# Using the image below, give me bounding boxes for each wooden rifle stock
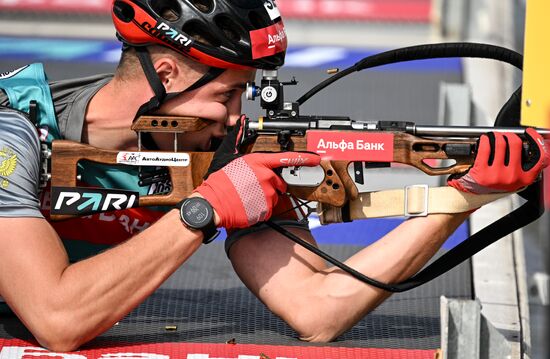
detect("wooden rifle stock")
[50,115,520,220]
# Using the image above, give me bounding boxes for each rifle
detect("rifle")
[48,43,549,291]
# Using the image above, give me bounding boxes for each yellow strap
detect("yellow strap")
[318,186,511,224]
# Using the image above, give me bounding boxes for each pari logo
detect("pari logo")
[51,187,139,216]
[154,21,192,47]
[140,21,193,49]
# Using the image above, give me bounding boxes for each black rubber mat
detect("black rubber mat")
[0,242,472,350]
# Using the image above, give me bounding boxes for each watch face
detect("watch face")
[181,198,212,229]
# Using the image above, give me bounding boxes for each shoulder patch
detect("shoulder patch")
[0,147,18,188]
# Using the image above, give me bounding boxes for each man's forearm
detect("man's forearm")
[62,210,201,343]
[354,212,470,283]
[39,210,201,349]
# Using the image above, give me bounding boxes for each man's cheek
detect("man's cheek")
[194,104,228,124]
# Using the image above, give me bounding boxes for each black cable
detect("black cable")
[265,221,403,291]
[297,42,523,106]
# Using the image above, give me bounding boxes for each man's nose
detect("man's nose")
[226,114,241,127]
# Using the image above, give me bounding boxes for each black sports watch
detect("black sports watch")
[178,197,220,244]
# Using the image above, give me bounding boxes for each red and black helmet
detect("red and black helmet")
[112,0,287,70]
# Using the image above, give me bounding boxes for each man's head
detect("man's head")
[110,0,287,150]
[114,45,253,151]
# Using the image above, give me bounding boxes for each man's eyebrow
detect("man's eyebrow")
[219,82,247,91]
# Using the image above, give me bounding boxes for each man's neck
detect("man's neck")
[83,77,150,151]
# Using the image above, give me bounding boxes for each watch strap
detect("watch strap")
[200,216,220,244]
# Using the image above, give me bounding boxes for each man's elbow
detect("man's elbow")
[30,311,89,352]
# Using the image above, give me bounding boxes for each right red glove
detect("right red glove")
[448,128,548,194]
[195,151,320,229]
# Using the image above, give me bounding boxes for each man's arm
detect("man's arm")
[0,109,206,351]
[0,210,202,351]
[228,211,468,342]
[0,108,317,351]
[229,129,548,342]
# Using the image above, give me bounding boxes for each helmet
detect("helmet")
[112,0,287,70]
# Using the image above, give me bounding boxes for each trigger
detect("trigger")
[353,162,364,184]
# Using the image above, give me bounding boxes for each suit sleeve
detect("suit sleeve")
[0,108,43,218]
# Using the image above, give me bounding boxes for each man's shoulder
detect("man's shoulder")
[49,73,114,141]
[49,73,113,103]
[0,106,38,137]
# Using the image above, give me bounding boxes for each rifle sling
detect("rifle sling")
[267,182,543,292]
[318,186,512,223]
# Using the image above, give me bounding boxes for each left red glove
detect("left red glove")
[195,151,321,229]
[448,128,548,194]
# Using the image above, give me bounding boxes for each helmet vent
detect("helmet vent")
[189,0,214,13]
[113,1,135,23]
[215,16,242,43]
[150,0,182,21]
[182,21,220,47]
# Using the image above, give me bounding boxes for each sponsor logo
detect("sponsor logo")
[250,22,287,59]
[0,147,17,188]
[263,0,281,20]
[261,86,278,103]
[0,65,28,80]
[280,156,309,166]
[156,22,193,47]
[117,151,190,167]
[139,21,193,49]
[51,187,139,216]
[267,29,286,48]
[0,346,296,359]
[306,131,394,162]
[0,341,429,359]
[148,179,172,195]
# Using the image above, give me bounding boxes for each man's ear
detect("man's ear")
[154,57,180,92]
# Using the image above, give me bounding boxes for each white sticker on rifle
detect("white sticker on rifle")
[117,152,190,167]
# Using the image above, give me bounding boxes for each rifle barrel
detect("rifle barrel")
[250,120,550,138]
[412,125,550,137]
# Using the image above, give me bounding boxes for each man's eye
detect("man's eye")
[220,90,238,102]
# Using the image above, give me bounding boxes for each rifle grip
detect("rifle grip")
[287,160,348,207]
[331,160,359,200]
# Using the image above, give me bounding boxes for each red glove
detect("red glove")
[195,152,321,229]
[448,128,548,194]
